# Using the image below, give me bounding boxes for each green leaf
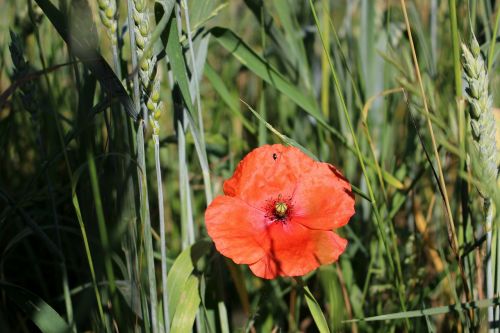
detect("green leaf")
[0,282,71,333]
[167,240,211,322]
[343,297,500,323]
[170,275,201,333]
[303,286,331,333]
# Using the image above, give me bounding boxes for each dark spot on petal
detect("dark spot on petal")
[272,153,277,160]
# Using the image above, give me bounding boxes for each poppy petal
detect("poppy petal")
[223,145,315,205]
[248,222,347,279]
[205,195,269,265]
[292,163,355,230]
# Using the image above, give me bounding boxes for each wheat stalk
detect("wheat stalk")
[131,1,169,331]
[462,35,499,331]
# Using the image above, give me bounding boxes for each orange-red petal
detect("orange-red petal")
[291,163,355,230]
[205,195,269,265]
[248,222,347,279]
[223,145,315,206]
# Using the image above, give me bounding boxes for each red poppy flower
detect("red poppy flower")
[205,144,355,279]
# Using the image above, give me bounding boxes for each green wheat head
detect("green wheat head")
[97,0,118,45]
[462,36,499,197]
[132,0,162,134]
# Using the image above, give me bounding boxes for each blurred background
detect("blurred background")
[1,0,500,332]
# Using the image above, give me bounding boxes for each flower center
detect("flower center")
[265,194,293,223]
[274,201,288,217]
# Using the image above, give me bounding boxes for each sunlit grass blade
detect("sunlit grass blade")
[167,240,211,323]
[302,285,331,333]
[170,275,201,333]
[344,297,500,323]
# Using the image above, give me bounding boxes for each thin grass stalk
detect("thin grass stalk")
[161,10,197,250]
[177,119,195,248]
[320,0,330,119]
[154,134,170,332]
[360,88,406,202]
[176,3,213,205]
[493,219,500,333]
[400,0,471,302]
[449,0,462,97]
[182,0,206,150]
[137,123,159,333]
[71,195,105,324]
[487,4,500,72]
[87,151,117,296]
[308,2,409,328]
[258,7,267,146]
[480,0,492,41]
[430,0,437,68]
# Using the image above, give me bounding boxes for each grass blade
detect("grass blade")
[0,282,72,333]
[344,297,500,323]
[303,285,331,333]
[209,27,320,119]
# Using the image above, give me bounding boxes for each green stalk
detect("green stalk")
[487,5,500,73]
[87,151,117,297]
[449,0,462,97]
[320,0,330,119]
[259,6,267,146]
[182,0,206,150]
[154,134,170,332]
[178,2,213,205]
[137,123,158,333]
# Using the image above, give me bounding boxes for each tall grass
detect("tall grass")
[1,0,500,332]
